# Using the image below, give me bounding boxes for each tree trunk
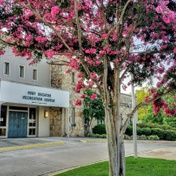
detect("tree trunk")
[105,107,126,176]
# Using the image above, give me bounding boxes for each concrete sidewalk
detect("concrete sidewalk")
[0,137,176,161]
[138,147,176,160]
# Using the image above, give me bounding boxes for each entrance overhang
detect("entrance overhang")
[0,80,69,108]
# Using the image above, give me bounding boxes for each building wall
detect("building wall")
[38,107,50,137]
[0,47,51,87]
[50,56,84,137]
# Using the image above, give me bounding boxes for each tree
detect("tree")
[136,87,149,120]
[0,1,176,176]
[83,89,105,135]
[142,91,176,126]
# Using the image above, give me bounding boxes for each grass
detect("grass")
[55,157,176,176]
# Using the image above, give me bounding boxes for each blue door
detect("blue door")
[8,112,28,138]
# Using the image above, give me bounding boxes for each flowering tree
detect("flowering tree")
[0,0,176,175]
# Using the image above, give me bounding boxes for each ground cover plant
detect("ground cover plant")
[55,157,176,176]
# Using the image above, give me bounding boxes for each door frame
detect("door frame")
[8,111,28,138]
[3,104,38,138]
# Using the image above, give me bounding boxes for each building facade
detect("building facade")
[0,48,132,138]
[0,48,69,138]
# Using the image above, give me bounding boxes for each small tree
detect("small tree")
[0,1,175,176]
[83,89,105,135]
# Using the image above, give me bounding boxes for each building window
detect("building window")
[19,65,25,78]
[71,107,76,126]
[72,72,75,84]
[28,108,36,136]
[33,69,37,80]
[4,62,10,75]
[0,106,7,127]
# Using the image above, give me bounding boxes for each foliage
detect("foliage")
[55,158,176,176]
[136,87,149,120]
[147,135,160,140]
[137,123,176,131]
[142,91,176,127]
[83,89,105,123]
[125,125,176,141]
[87,133,106,138]
[92,124,106,135]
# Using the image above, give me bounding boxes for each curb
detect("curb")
[80,139,107,143]
[0,141,64,153]
[80,139,176,144]
[48,159,108,176]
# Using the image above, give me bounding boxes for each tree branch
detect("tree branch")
[120,89,174,135]
[107,0,131,36]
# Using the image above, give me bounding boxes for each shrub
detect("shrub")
[92,124,106,134]
[125,126,133,136]
[151,128,166,140]
[138,123,176,131]
[87,133,106,138]
[141,128,152,136]
[148,135,160,140]
[140,135,148,140]
[164,130,176,141]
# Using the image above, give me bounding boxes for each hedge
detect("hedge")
[92,124,176,141]
[92,124,106,134]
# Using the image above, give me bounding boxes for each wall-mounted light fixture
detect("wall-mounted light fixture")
[44,110,49,118]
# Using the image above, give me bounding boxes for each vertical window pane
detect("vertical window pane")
[72,72,75,84]
[0,106,7,127]
[20,65,24,78]
[33,69,37,80]
[0,129,6,136]
[29,108,36,127]
[4,62,9,75]
[71,107,75,125]
[29,128,36,135]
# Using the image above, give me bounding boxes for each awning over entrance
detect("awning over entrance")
[0,80,69,107]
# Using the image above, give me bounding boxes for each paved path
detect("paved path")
[0,137,175,176]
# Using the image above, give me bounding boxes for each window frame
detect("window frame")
[19,65,25,78]
[33,68,38,81]
[3,62,10,75]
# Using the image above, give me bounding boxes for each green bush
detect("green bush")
[164,130,176,141]
[151,128,166,140]
[125,126,133,136]
[141,128,152,136]
[148,135,160,140]
[87,133,106,138]
[92,124,106,134]
[140,135,148,140]
[138,123,176,131]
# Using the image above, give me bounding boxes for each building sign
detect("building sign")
[0,80,69,107]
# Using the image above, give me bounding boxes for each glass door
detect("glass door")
[0,106,7,137]
[28,108,37,136]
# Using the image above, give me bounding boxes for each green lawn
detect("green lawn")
[55,157,176,176]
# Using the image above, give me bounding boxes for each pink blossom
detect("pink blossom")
[45,49,57,58]
[80,94,86,99]
[90,72,97,80]
[77,73,84,78]
[156,6,162,13]
[75,99,82,106]
[51,6,59,17]
[0,50,5,55]
[90,94,97,100]
[173,48,176,53]
[102,33,108,39]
